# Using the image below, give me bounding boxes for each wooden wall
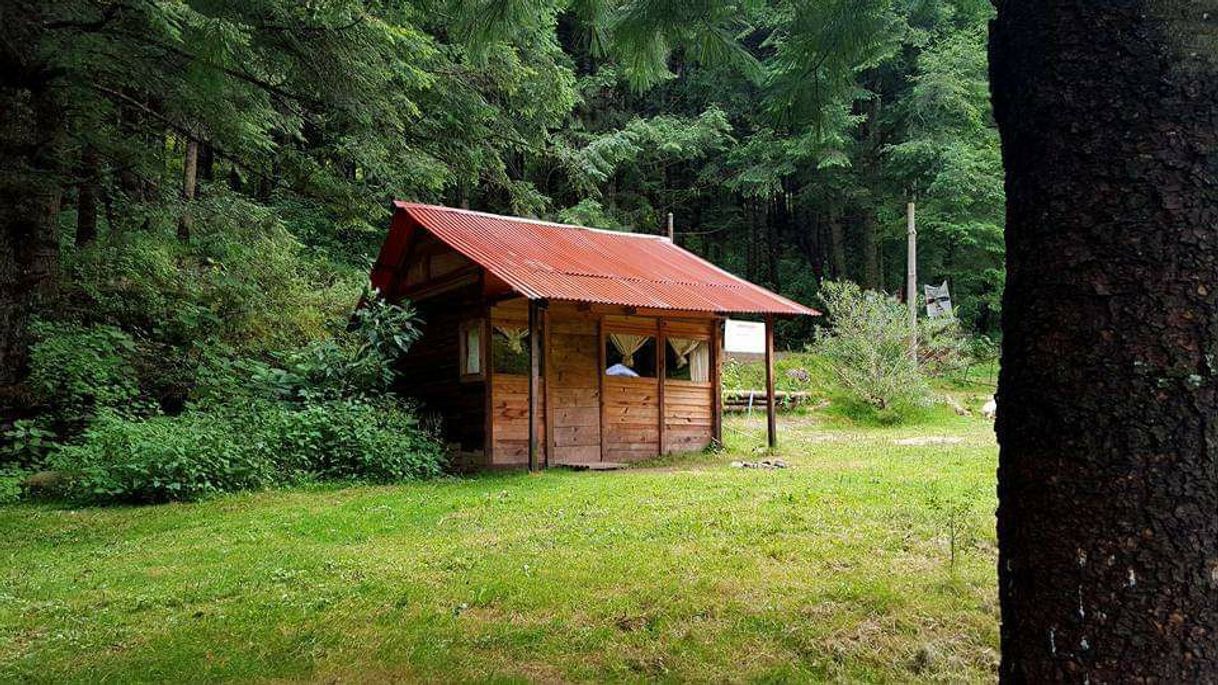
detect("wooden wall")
[387,227,723,469]
[399,289,720,468]
[489,300,540,465]
[547,314,602,463]
[393,261,486,468]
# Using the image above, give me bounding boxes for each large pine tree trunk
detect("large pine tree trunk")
[0,84,63,409]
[178,138,198,241]
[991,2,1218,680]
[76,145,99,246]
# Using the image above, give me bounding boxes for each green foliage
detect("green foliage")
[1,420,58,469]
[918,315,970,379]
[195,294,422,405]
[814,280,930,421]
[60,204,359,356]
[49,399,445,504]
[28,321,149,424]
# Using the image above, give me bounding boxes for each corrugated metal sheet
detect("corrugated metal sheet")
[376,202,820,316]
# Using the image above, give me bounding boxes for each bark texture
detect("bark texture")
[178,138,198,240]
[76,145,99,246]
[991,1,1218,680]
[0,85,63,409]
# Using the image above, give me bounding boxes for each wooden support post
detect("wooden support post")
[543,306,554,468]
[907,199,918,361]
[483,306,494,467]
[764,314,777,450]
[657,319,666,456]
[528,300,542,472]
[710,318,723,447]
[597,315,606,463]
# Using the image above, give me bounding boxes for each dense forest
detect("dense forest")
[0,0,1000,495]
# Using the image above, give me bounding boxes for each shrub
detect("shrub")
[814,280,931,420]
[192,294,422,407]
[49,399,445,504]
[27,321,153,424]
[1,419,58,468]
[918,315,970,379]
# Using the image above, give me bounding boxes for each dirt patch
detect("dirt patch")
[892,436,965,446]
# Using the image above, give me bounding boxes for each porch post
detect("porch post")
[528,299,543,471]
[764,314,777,450]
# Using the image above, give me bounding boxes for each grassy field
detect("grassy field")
[0,396,999,683]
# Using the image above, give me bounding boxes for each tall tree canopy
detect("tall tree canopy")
[0,0,1003,409]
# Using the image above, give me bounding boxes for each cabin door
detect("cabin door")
[547,316,602,463]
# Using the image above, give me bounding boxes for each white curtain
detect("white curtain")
[465,325,481,374]
[494,325,529,354]
[609,333,648,369]
[669,338,709,382]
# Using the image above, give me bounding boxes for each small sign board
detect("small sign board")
[724,319,766,354]
[924,281,954,319]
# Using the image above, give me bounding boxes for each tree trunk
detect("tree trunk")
[0,84,64,407]
[75,145,99,246]
[177,137,198,241]
[198,142,215,182]
[860,213,880,289]
[991,2,1218,680]
[829,211,846,279]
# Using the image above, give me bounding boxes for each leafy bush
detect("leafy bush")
[49,399,445,504]
[814,280,931,422]
[917,315,970,379]
[192,294,422,406]
[1,419,58,468]
[27,321,153,424]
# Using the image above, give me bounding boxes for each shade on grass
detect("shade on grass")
[0,412,998,682]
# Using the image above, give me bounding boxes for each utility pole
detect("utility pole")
[666,212,674,241]
[906,199,917,361]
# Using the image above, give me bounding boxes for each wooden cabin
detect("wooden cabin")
[370,202,818,469]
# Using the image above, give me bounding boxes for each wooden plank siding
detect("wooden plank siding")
[401,288,723,467]
[394,282,487,467]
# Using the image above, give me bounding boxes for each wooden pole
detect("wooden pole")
[542,306,553,468]
[764,314,777,450]
[657,318,666,456]
[906,199,918,361]
[528,300,541,472]
[710,318,723,447]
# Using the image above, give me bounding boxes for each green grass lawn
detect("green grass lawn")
[0,408,999,683]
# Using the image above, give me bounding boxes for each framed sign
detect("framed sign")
[724,319,766,354]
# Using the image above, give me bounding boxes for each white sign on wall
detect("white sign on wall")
[724,319,766,354]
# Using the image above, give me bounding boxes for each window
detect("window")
[605,333,657,377]
[459,319,483,379]
[665,338,710,383]
[492,324,531,375]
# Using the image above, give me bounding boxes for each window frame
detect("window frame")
[458,318,486,381]
[604,330,659,378]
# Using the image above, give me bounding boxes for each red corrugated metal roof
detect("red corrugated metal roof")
[374,202,820,316]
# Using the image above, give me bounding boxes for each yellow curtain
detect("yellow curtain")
[609,333,648,369]
[668,338,709,382]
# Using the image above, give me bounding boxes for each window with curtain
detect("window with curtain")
[665,338,710,382]
[492,325,530,375]
[458,320,483,378]
[605,333,657,377]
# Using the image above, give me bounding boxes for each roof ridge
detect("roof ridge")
[396,201,671,241]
